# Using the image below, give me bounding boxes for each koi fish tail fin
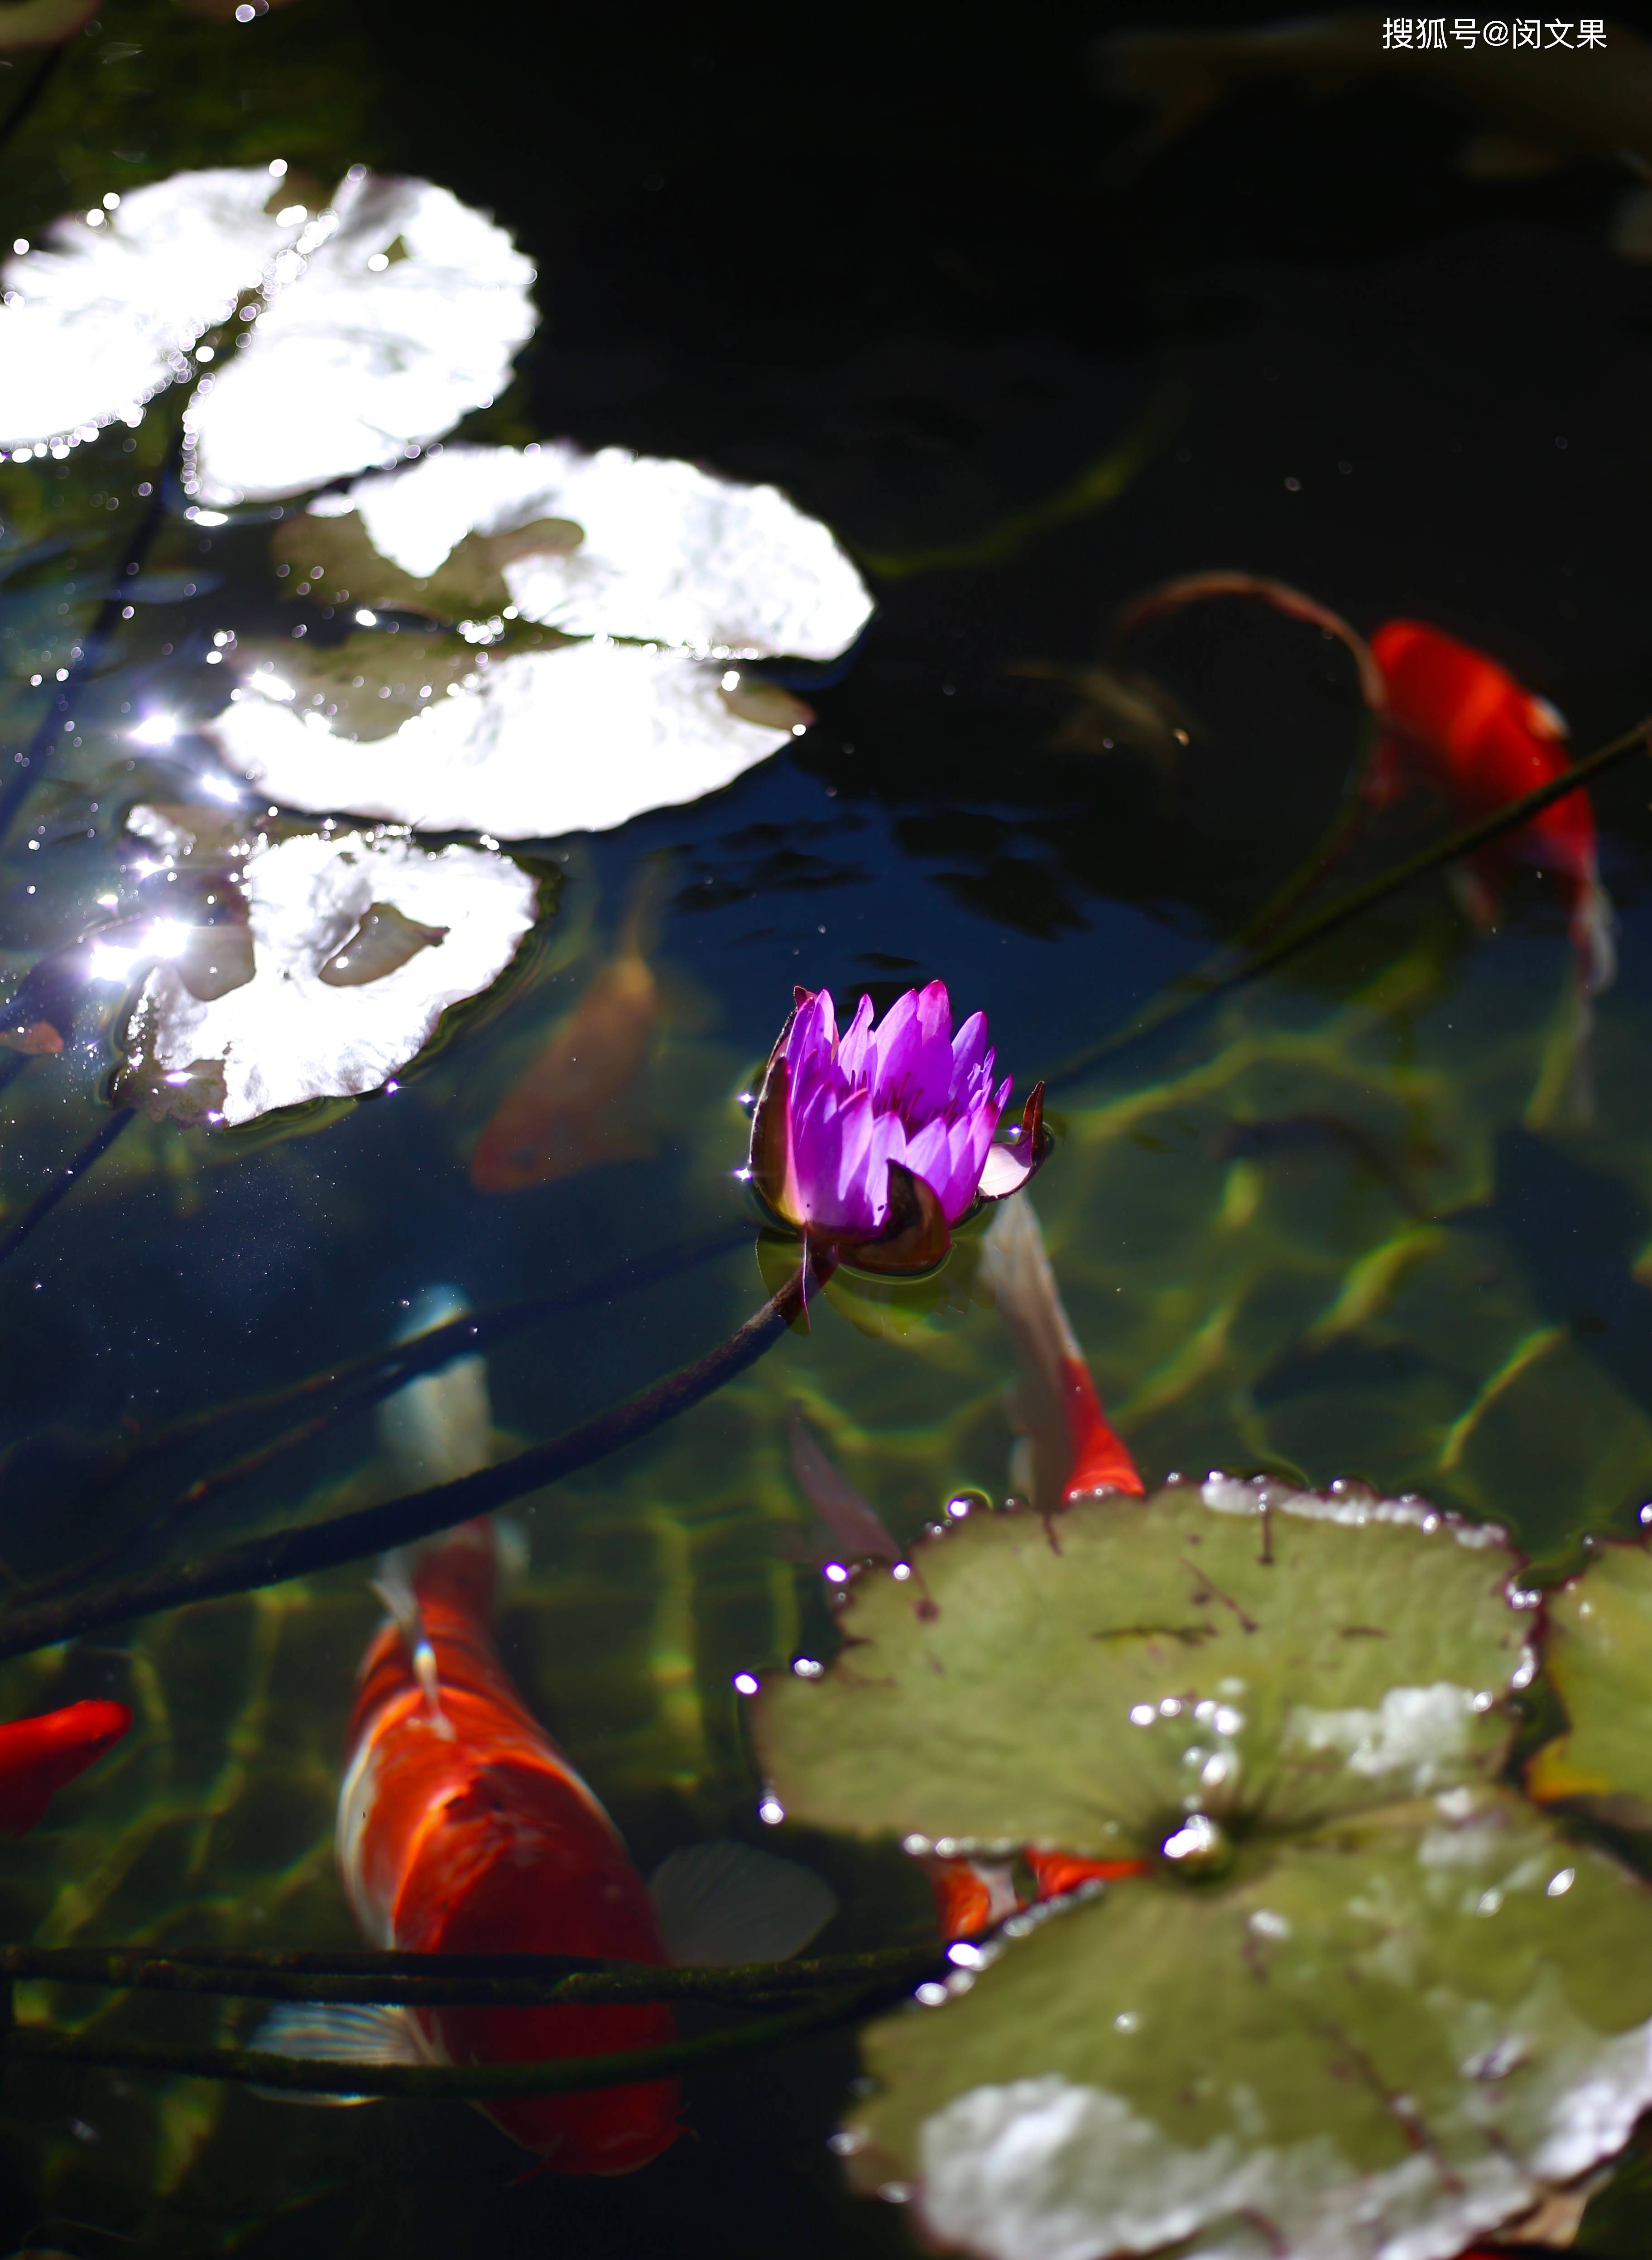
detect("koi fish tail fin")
[1572,872,1617,1000]
[617,848,679,963]
[379,1286,493,1488]
[980,1195,1143,1505]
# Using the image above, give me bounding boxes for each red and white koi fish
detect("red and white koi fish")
[0,1699,131,1834]
[1369,620,1615,1001]
[255,1518,835,2175]
[978,1193,1143,1511]
[926,1845,1150,1943]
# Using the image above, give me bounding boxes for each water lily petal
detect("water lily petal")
[836,991,876,1081]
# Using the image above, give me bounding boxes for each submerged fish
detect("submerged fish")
[927,1845,1150,1943]
[469,882,665,1195]
[1369,620,1614,1001]
[978,1193,1143,1510]
[1096,14,1652,254]
[0,1699,131,1834]
[255,1518,834,2173]
[784,1408,904,1567]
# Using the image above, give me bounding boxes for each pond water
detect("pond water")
[2,4,1652,2256]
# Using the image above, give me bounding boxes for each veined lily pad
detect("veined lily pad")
[0,167,535,497]
[206,639,805,839]
[294,440,874,658]
[754,1482,1652,2260]
[1527,1538,1652,1826]
[114,819,539,1126]
[756,1481,1530,1853]
[845,1790,1652,2260]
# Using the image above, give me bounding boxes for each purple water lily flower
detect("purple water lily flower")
[748,981,1048,1274]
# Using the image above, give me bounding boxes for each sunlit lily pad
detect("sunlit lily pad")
[290,440,874,657]
[0,167,534,497]
[757,1480,1531,1854]
[753,1481,1652,2259]
[844,1789,1652,2260]
[206,639,805,839]
[1527,1538,1652,1827]
[114,818,540,1125]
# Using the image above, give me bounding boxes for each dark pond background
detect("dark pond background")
[0,3,1651,2253]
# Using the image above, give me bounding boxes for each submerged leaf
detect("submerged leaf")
[757,1480,1530,1856]
[115,822,538,1126]
[1527,1539,1652,1826]
[848,1790,1652,2260]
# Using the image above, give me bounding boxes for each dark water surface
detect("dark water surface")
[2,4,1652,2253]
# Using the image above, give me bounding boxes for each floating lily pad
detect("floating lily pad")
[756,1481,1531,1855]
[845,1789,1652,2260]
[294,440,874,658]
[114,820,540,1126]
[756,1485,1652,2259]
[0,167,535,497]
[1526,1539,1652,1827]
[206,639,803,839]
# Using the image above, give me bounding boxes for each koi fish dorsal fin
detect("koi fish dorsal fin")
[248,2002,425,2106]
[648,1842,837,1966]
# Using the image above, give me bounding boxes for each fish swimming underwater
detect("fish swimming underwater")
[1369,619,1615,1002]
[977,1193,1143,1511]
[1096,14,1652,257]
[469,866,673,1195]
[0,1699,131,1834]
[255,1518,835,2173]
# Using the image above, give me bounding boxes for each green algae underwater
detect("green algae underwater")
[5,0,1652,2255]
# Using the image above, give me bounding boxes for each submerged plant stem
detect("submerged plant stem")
[1045,714,1652,1092]
[0,1984,880,2098]
[0,1108,132,1273]
[0,1941,940,2008]
[0,480,171,841]
[12,1222,752,1608]
[0,1251,827,1660]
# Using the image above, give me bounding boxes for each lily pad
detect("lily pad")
[113,818,540,1125]
[844,1789,1652,2260]
[753,1481,1652,2259]
[293,440,874,658]
[756,1481,1531,1855]
[0,167,535,498]
[205,639,804,839]
[1526,1539,1652,1827]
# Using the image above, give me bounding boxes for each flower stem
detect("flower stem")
[1045,713,1652,1092]
[0,1108,132,1274]
[0,480,171,843]
[0,1251,828,1661]
[0,1986,881,2100]
[0,1941,939,2009]
[8,1222,751,1609]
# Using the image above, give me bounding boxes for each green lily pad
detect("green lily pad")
[842,1788,1652,2260]
[756,1481,1533,1856]
[1527,1538,1652,1827]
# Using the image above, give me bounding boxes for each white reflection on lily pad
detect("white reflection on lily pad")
[0,166,535,498]
[206,638,807,839]
[119,821,538,1125]
[312,441,874,659]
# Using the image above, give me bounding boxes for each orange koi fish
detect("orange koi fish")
[255,1518,834,2174]
[1369,620,1615,1000]
[469,865,674,1195]
[0,1699,131,1834]
[977,1193,1143,1509]
[927,1845,1150,1943]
